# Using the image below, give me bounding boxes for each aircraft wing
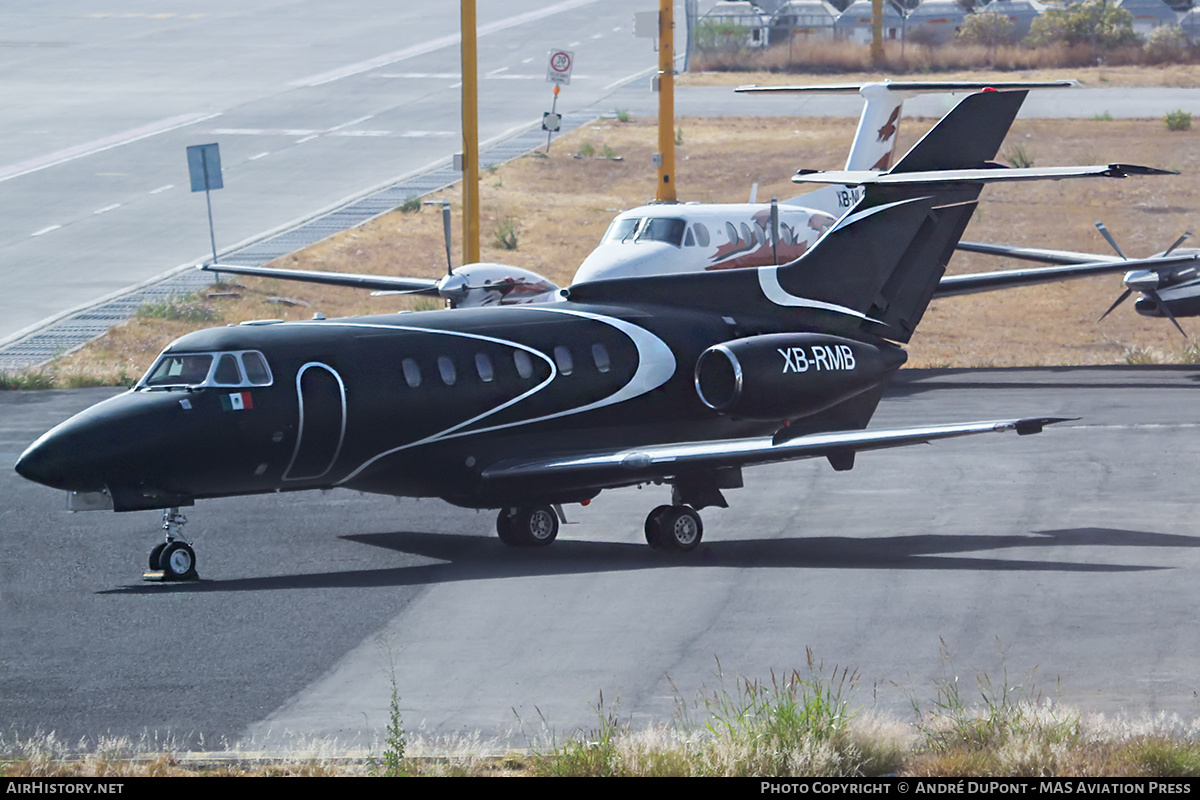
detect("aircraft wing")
[200,263,440,294]
[481,417,1070,484]
[937,253,1200,296]
[955,241,1122,265]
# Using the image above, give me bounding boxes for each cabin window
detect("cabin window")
[144,354,213,387]
[693,223,710,248]
[740,222,755,247]
[241,351,272,385]
[591,343,611,374]
[603,218,639,244]
[780,224,795,246]
[213,354,243,385]
[438,356,457,386]
[401,358,421,388]
[475,353,494,382]
[636,217,686,247]
[513,350,534,379]
[725,221,740,245]
[553,346,574,376]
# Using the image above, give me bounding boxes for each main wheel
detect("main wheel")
[644,505,672,549]
[510,505,559,547]
[496,508,520,546]
[659,506,702,553]
[148,542,167,570]
[159,542,198,581]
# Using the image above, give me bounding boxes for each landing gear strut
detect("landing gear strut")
[496,504,559,547]
[146,507,198,581]
[644,504,703,553]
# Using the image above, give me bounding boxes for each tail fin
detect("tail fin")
[567,90,1020,341]
[889,89,1025,174]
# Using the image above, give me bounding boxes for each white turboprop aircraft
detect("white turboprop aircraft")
[207,81,1083,302]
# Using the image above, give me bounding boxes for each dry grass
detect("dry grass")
[38,106,1200,383]
[685,39,1200,86]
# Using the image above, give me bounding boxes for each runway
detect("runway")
[4,367,1199,750]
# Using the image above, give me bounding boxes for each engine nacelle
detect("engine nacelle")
[694,333,907,420]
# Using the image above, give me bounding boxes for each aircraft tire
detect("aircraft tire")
[511,505,558,547]
[496,508,521,546]
[148,542,167,570]
[644,505,672,549]
[660,506,702,553]
[159,542,198,581]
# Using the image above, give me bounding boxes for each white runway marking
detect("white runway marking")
[93,203,121,215]
[31,225,60,237]
[0,112,220,184]
[290,0,604,87]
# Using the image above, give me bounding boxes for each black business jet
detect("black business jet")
[14,89,1164,580]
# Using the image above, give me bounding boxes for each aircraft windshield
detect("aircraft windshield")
[140,350,274,389]
[602,217,687,247]
[636,217,686,246]
[143,355,213,387]
[603,218,639,244]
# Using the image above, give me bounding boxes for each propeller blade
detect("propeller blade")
[1097,288,1132,323]
[1163,231,1193,257]
[1146,289,1189,338]
[1094,220,1127,260]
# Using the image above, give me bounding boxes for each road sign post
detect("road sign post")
[544,49,573,153]
[186,142,223,281]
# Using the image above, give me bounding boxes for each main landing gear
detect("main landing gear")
[145,507,199,582]
[644,504,703,553]
[493,502,704,552]
[496,505,559,547]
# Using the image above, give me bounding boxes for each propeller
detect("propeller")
[1094,221,1192,338]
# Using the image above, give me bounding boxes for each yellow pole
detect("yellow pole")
[656,0,676,203]
[871,0,884,67]
[461,0,481,264]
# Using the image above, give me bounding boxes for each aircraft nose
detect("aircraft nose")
[15,424,103,492]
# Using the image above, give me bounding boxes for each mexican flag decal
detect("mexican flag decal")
[221,391,253,411]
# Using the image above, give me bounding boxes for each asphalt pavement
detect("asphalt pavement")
[4,367,1200,750]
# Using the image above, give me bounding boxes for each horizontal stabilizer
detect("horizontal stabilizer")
[481,417,1074,483]
[795,164,1176,187]
[735,80,1080,95]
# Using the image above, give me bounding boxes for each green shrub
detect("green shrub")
[1165,109,1192,132]
[957,12,1018,46]
[1026,2,1139,49]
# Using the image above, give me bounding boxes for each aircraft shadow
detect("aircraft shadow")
[98,526,1183,594]
[884,365,1200,400]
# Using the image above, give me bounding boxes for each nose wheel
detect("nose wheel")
[145,507,199,581]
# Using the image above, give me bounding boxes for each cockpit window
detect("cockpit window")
[636,217,686,247]
[140,350,273,389]
[603,218,639,244]
[213,354,243,385]
[242,352,271,385]
[144,355,213,387]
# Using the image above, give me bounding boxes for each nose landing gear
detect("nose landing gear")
[144,507,199,582]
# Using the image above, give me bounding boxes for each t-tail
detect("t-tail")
[736,79,1079,216]
[569,87,1168,345]
[568,89,1026,343]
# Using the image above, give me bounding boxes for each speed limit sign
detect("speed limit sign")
[546,48,574,85]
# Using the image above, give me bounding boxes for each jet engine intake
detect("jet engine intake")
[694,333,907,420]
